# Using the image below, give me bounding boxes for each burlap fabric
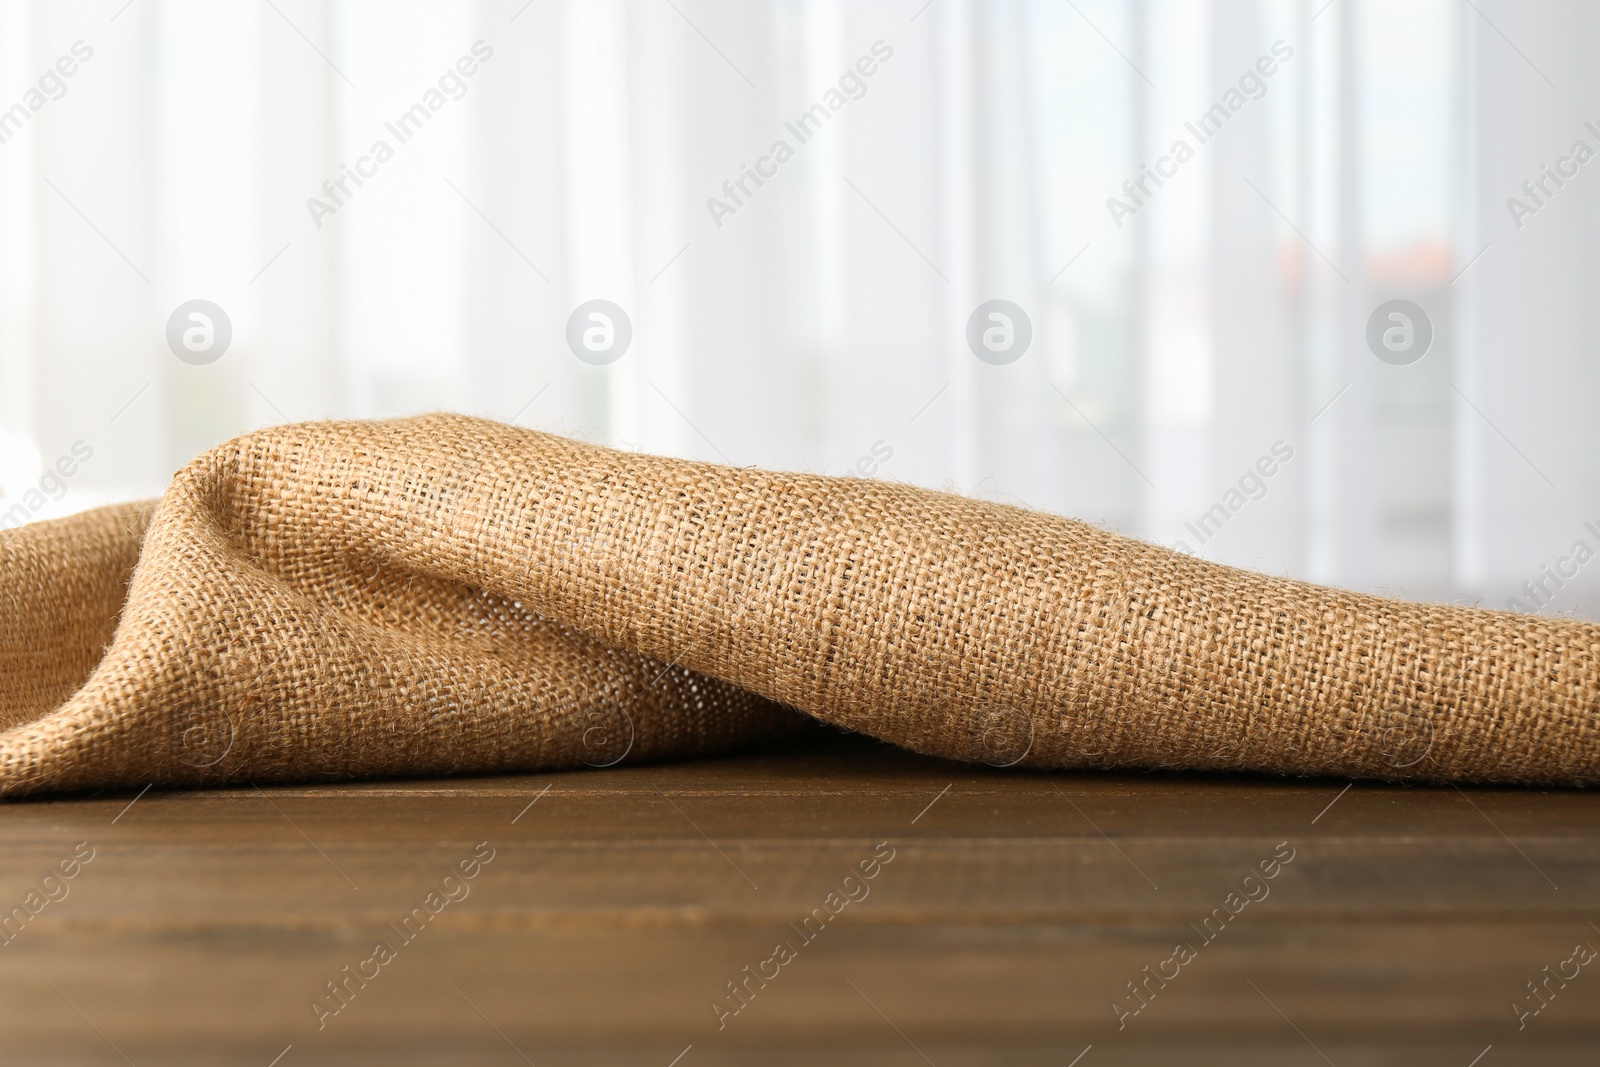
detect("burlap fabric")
[2,413,1596,795]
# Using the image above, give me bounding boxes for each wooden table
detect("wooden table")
[0,731,1596,1064]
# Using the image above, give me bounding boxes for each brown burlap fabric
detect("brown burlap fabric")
[2,413,1596,795]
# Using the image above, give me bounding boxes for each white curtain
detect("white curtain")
[1,0,1596,616]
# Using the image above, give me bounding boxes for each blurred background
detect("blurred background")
[0,0,1595,615]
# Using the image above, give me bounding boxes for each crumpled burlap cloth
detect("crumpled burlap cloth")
[1,413,1595,795]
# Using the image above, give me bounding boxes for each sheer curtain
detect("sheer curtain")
[1,0,1596,616]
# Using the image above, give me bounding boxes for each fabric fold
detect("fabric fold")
[2,413,1596,795]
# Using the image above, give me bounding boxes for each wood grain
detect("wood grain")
[1,732,1597,1063]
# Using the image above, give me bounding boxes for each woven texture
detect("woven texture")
[2,413,1596,795]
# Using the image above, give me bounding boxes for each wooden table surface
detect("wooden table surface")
[1,730,1597,1064]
